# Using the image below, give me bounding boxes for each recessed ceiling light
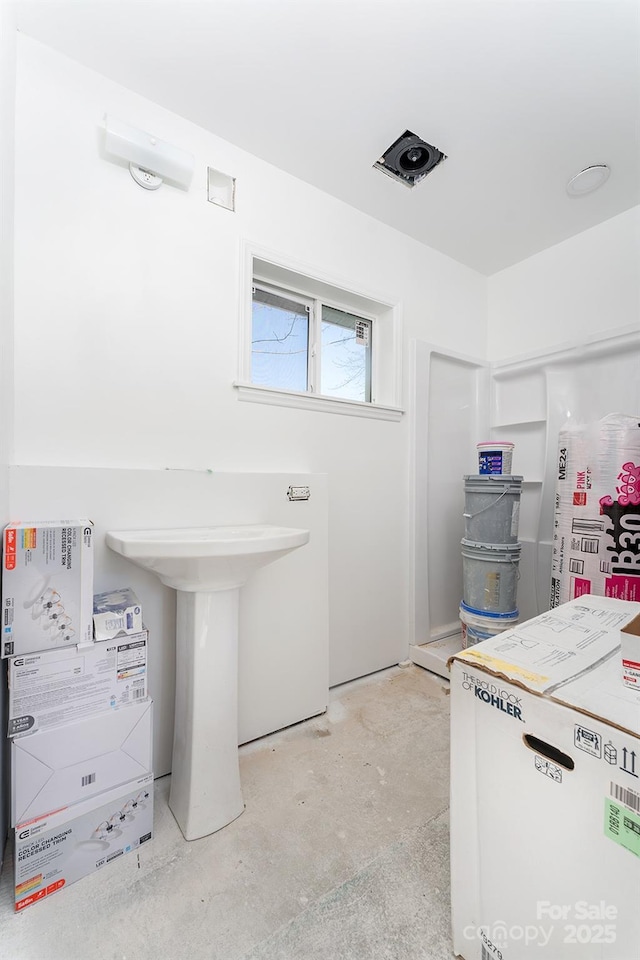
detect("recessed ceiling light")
[374,130,446,188]
[566,164,610,198]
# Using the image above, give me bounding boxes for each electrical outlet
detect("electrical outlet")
[287,485,310,501]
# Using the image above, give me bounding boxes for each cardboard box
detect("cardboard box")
[93,587,143,640]
[12,698,153,825]
[450,596,640,960]
[621,613,640,690]
[14,772,153,911]
[8,632,149,737]
[2,520,94,657]
[549,415,640,608]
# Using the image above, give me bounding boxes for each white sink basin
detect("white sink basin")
[106,523,310,841]
[105,524,310,591]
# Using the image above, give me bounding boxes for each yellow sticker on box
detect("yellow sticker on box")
[460,648,549,686]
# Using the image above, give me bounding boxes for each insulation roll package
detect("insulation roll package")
[550,413,640,607]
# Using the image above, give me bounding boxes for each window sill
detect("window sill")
[233,382,404,421]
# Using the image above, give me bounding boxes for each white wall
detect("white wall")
[487,207,640,635]
[488,206,640,360]
[13,35,487,688]
[411,203,640,662]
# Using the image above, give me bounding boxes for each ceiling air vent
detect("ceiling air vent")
[374,130,446,188]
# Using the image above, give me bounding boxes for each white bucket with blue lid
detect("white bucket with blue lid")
[459,601,519,648]
[477,441,514,475]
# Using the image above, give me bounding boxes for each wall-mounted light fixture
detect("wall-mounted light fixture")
[104,115,195,191]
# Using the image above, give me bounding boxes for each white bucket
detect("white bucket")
[461,538,521,613]
[477,441,514,475]
[463,475,523,544]
[459,602,519,648]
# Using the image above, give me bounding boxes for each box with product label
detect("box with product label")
[12,697,153,825]
[450,596,640,960]
[14,772,153,911]
[2,520,94,658]
[621,614,640,690]
[93,587,144,640]
[549,414,640,609]
[8,631,149,737]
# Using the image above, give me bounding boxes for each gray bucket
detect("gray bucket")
[463,475,523,545]
[461,538,521,613]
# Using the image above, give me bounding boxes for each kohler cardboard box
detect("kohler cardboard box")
[8,631,149,737]
[2,520,94,657]
[12,698,153,825]
[450,596,640,960]
[14,772,153,911]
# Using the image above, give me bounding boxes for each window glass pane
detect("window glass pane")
[252,287,309,392]
[321,306,371,402]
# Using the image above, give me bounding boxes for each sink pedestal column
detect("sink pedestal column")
[169,588,245,840]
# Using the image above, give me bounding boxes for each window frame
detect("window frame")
[235,244,404,422]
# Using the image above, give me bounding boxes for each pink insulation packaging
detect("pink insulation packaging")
[550,413,640,607]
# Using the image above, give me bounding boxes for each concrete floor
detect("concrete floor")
[0,664,453,960]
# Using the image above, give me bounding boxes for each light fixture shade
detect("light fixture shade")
[566,164,610,197]
[104,115,195,189]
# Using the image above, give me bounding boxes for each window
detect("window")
[252,285,311,393]
[320,305,371,403]
[236,247,403,421]
[251,284,373,403]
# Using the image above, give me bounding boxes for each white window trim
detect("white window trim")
[236,241,404,421]
[233,381,403,420]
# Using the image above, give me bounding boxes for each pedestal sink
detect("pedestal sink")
[105,524,310,840]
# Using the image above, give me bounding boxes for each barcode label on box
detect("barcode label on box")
[81,772,96,788]
[581,538,599,554]
[569,558,584,574]
[611,781,640,813]
[133,688,145,700]
[481,936,505,959]
[572,518,605,533]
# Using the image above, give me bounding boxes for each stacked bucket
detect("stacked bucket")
[460,442,522,647]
